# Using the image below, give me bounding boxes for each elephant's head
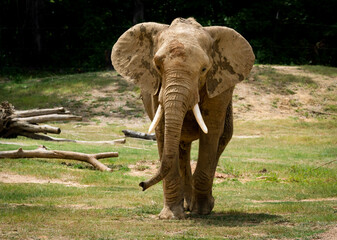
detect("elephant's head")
[111,18,254,190]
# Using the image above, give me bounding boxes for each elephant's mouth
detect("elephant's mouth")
[148,103,208,134]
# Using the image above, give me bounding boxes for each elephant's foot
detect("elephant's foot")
[191,193,214,215]
[159,204,185,219]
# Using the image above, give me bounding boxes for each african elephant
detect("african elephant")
[111,17,254,219]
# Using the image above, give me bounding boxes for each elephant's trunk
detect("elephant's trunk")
[139,76,192,191]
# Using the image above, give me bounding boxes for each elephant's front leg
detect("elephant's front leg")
[191,92,231,215]
[191,132,221,214]
[155,120,185,219]
[160,142,192,219]
[160,157,185,219]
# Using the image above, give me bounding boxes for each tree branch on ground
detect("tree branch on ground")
[309,110,337,116]
[0,101,81,140]
[0,145,118,171]
[122,130,156,141]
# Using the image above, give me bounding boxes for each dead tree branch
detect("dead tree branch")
[11,121,61,134]
[0,146,118,171]
[11,114,82,124]
[314,159,337,170]
[122,130,156,141]
[12,107,67,118]
[0,102,82,140]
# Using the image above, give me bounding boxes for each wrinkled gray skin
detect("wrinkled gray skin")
[111,18,254,219]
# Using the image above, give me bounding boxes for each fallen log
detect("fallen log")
[12,107,67,118]
[73,139,126,144]
[0,146,118,171]
[11,121,61,134]
[0,101,82,140]
[11,114,82,124]
[122,130,156,141]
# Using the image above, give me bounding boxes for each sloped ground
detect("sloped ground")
[81,65,336,125]
[234,65,336,120]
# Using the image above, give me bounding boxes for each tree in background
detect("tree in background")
[0,0,336,72]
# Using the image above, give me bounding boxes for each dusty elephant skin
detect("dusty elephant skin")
[111,17,254,219]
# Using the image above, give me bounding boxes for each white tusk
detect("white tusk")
[193,104,208,134]
[148,105,163,134]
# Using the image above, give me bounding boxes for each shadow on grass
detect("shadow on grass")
[188,210,284,227]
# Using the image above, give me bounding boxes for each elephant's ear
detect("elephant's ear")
[204,26,255,98]
[111,23,168,94]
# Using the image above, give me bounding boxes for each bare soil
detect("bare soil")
[233,65,337,120]
[0,172,90,188]
[315,225,337,240]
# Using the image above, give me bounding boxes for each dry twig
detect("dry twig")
[314,159,337,170]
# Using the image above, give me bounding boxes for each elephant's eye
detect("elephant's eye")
[156,65,161,71]
[201,67,207,72]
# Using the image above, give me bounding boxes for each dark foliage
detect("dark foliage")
[0,0,336,73]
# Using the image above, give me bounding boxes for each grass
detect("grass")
[1,118,336,239]
[1,72,109,109]
[302,65,337,77]
[251,66,318,95]
[1,66,337,239]
[0,71,144,119]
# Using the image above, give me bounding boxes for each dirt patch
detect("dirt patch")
[233,65,337,120]
[128,160,159,177]
[0,172,90,188]
[73,73,146,124]
[315,225,337,240]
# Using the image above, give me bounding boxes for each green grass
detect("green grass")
[1,67,337,239]
[251,66,318,95]
[1,72,109,109]
[1,118,336,239]
[0,71,144,119]
[301,65,337,77]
